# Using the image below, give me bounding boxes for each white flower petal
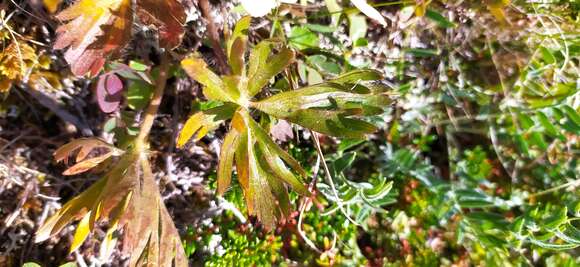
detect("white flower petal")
[241,0,279,17]
[350,0,387,26]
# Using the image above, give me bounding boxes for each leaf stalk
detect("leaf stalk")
[135,52,170,151]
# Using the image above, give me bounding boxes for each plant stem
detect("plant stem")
[527,179,580,199]
[199,0,230,74]
[135,52,170,151]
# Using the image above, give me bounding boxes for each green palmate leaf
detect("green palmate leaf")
[247,116,309,195]
[247,43,295,97]
[178,18,386,229]
[215,109,311,229]
[252,73,390,138]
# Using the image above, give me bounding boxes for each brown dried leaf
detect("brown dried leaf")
[54,138,123,175]
[136,0,186,49]
[63,152,115,175]
[36,151,186,266]
[120,158,187,266]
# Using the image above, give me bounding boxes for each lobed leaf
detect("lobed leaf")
[252,78,390,138]
[54,0,132,76]
[54,0,185,76]
[217,129,241,195]
[215,109,312,229]
[181,56,237,102]
[227,16,251,75]
[177,103,237,148]
[247,41,295,97]
[37,151,187,266]
[54,138,124,175]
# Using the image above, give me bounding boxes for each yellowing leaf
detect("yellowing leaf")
[217,130,240,195]
[414,0,431,17]
[44,0,63,13]
[487,0,510,24]
[36,177,107,243]
[70,212,91,253]
[0,41,40,92]
[177,104,237,148]
[62,152,115,175]
[181,56,234,102]
[54,0,185,76]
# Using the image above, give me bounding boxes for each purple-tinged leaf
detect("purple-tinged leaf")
[96,73,124,113]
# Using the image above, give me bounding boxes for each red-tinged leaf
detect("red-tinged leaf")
[37,150,186,267]
[54,138,123,175]
[217,129,240,195]
[54,0,133,76]
[227,16,252,59]
[63,152,115,175]
[229,38,247,76]
[234,128,250,192]
[96,73,124,113]
[246,133,278,229]
[136,0,186,48]
[120,156,186,267]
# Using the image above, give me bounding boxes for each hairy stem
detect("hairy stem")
[135,52,170,151]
